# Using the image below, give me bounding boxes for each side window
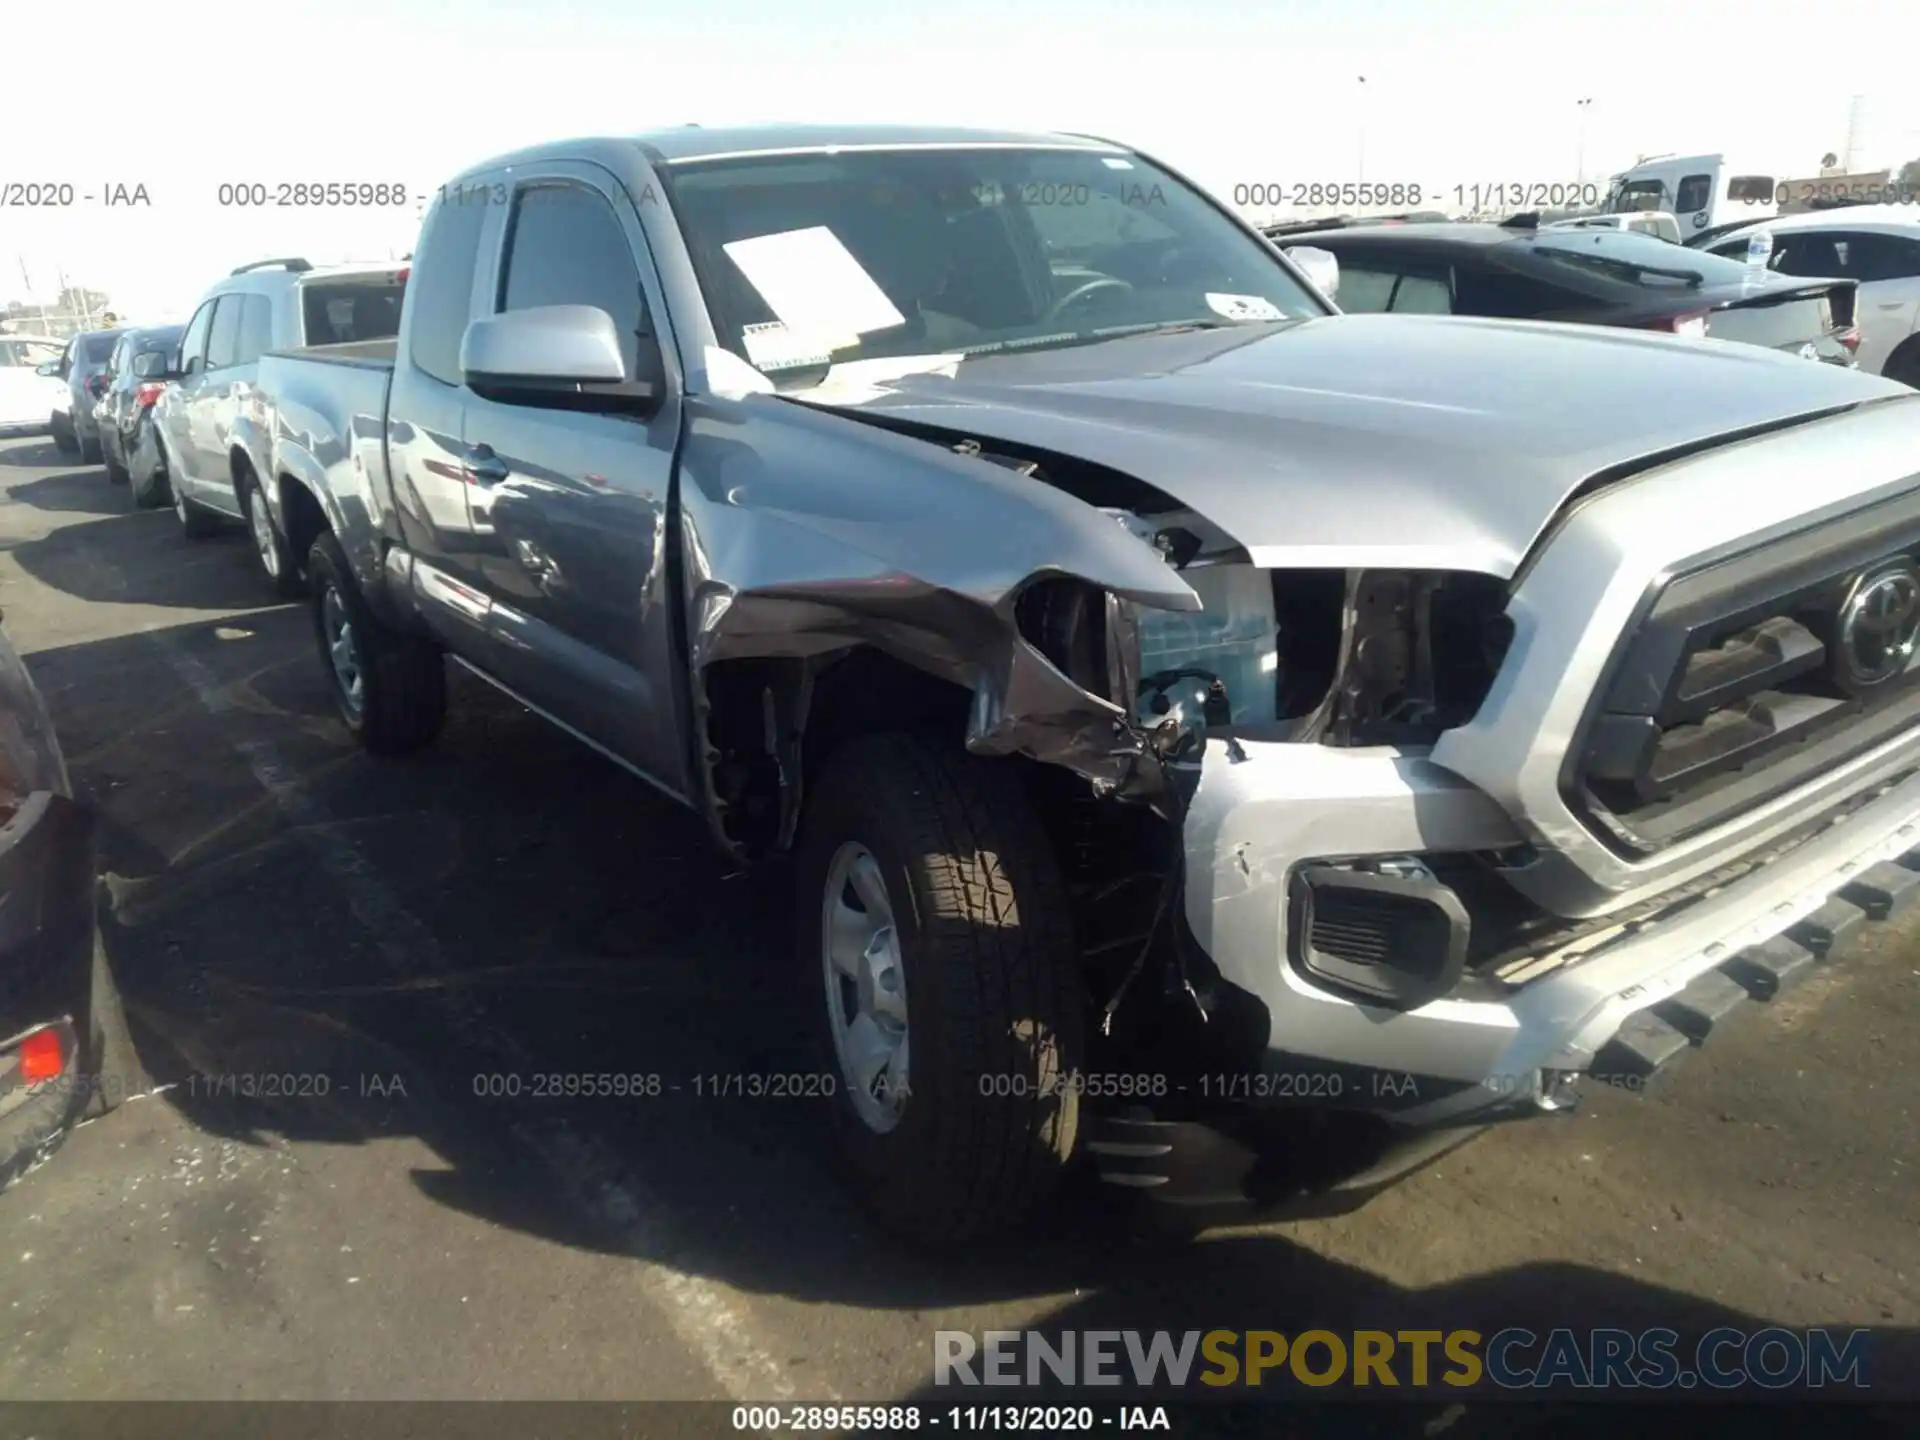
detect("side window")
[498,182,651,374]
[1453,267,1583,318]
[1390,272,1454,314]
[407,191,491,385]
[1326,264,1398,312]
[178,301,216,376]
[1771,234,1847,279]
[235,295,274,365]
[1674,174,1711,213]
[204,297,243,370]
[57,339,76,376]
[1839,233,1920,283]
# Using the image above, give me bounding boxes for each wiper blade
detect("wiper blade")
[1554,252,1706,287]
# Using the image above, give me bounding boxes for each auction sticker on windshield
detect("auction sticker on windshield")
[740,321,834,374]
[1205,292,1285,321]
[722,226,906,351]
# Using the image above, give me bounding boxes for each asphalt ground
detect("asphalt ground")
[0,432,1915,1436]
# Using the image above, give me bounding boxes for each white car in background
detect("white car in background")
[1704,207,1920,386]
[0,334,67,434]
[1540,211,1685,245]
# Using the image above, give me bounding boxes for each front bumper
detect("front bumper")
[1179,734,1920,1129]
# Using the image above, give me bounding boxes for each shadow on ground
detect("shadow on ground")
[1,468,126,517]
[2,501,262,610]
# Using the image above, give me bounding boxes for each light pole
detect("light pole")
[1357,76,1368,185]
[1575,97,1594,188]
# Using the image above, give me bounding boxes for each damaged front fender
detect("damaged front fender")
[675,396,1206,851]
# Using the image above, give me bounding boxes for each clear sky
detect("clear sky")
[5,0,1918,321]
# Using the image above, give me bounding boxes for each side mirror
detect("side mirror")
[461,305,663,415]
[35,361,59,377]
[1291,245,1341,302]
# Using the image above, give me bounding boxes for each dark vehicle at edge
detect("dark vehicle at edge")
[0,616,136,1189]
[1277,221,1862,365]
[93,324,187,502]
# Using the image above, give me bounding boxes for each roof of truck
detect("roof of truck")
[468,125,1128,175]
[637,124,1126,161]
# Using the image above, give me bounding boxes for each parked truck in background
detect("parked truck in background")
[242,124,1920,1246]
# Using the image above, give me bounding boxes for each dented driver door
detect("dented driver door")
[459,161,692,802]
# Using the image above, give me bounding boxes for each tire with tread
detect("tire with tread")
[795,732,1084,1247]
[241,468,302,597]
[52,417,78,454]
[307,531,447,754]
[1886,339,1920,391]
[80,433,101,464]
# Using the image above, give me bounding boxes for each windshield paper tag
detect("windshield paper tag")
[1205,292,1284,321]
[741,321,833,374]
[723,227,906,349]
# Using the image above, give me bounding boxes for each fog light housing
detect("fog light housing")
[1289,856,1470,1009]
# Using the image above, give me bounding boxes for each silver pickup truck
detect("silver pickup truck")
[241,124,1920,1246]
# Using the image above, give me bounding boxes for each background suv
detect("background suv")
[49,328,128,460]
[153,258,405,577]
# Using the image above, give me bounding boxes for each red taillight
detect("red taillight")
[135,382,165,407]
[395,267,410,284]
[1837,327,1861,353]
[19,1026,66,1084]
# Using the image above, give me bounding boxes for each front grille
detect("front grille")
[1569,487,1920,855]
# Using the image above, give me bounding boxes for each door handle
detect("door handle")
[465,444,510,486]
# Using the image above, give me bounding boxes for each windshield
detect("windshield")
[132,327,185,362]
[665,146,1325,383]
[1529,230,1760,287]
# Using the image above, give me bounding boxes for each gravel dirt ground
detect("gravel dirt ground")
[1,433,1915,1435]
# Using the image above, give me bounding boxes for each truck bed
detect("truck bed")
[264,338,397,369]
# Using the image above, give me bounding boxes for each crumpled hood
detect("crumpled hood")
[802,313,1918,576]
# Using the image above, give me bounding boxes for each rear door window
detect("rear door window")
[1830,232,1920,283]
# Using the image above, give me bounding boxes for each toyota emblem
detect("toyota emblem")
[1836,561,1920,689]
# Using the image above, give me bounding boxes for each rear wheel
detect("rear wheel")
[795,732,1084,1247]
[80,431,101,464]
[308,532,446,754]
[51,416,78,454]
[1885,338,1920,391]
[103,433,129,485]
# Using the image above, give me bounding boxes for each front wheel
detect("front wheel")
[173,475,221,538]
[795,732,1084,1247]
[241,469,302,597]
[307,532,447,754]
